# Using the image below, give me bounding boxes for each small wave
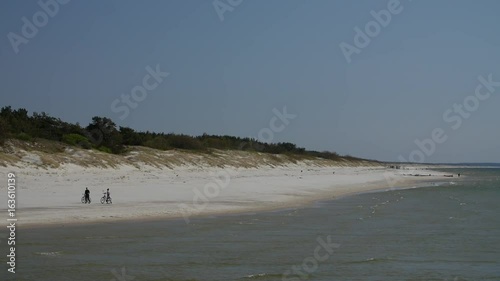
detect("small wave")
[35,251,63,256]
[241,273,282,279]
[342,257,391,264]
[244,273,266,278]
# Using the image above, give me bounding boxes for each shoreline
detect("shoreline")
[21,177,454,230]
[0,164,462,229]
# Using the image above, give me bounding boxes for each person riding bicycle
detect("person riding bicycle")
[106,188,111,202]
[84,187,90,203]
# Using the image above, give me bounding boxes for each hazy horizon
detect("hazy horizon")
[1,0,500,163]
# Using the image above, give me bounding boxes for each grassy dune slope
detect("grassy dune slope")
[0,139,381,169]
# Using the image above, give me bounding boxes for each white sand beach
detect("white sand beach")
[0,161,451,227]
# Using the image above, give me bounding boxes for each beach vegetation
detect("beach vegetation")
[0,106,371,162]
[62,134,92,149]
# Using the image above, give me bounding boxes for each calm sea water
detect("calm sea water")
[3,168,500,281]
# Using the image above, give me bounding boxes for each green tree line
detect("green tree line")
[0,106,353,161]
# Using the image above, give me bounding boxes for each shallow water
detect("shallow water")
[3,168,500,280]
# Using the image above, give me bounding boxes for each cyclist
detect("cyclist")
[106,188,111,203]
[84,187,90,203]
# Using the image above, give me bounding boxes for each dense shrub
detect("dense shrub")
[167,134,204,150]
[97,146,113,154]
[15,132,33,141]
[0,118,8,145]
[62,134,92,149]
[144,136,171,151]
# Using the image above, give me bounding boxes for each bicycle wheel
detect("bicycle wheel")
[100,197,105,204]
[81,196,85,203]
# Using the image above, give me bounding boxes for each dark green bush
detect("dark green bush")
[97,146,113,154]
[62,134,92,149]
[15,132,33,141]
[167,134,204,150]
[144,136,171,150]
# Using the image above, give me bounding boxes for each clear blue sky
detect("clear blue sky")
[1,0,499,163]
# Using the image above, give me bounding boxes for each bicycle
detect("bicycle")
[81,193,91,204]
[100,192,112,204]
